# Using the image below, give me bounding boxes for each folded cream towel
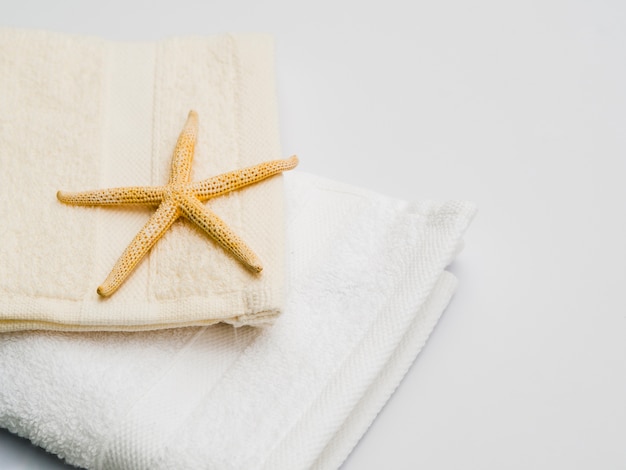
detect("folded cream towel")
[0,30,287,331]
[0,171,475,469]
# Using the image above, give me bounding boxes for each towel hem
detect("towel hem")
[0,285,280,332]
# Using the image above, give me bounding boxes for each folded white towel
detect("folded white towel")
[0,29,286,331]
[0,171,475,469]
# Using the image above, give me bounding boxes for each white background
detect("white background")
[1,0,625,468]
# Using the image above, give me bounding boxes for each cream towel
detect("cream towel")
[0,30,286,331]
[0,171,475,470]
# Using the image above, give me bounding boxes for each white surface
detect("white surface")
[1,1,625,469]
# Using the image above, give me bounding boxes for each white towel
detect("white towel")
[0,29,286,331]
[0,171,475,469]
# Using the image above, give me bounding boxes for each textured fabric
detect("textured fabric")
[0,171,475,469]
[0,29,286,331]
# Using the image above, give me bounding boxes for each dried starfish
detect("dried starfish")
[58,110,298,297]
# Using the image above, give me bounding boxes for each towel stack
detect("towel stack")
[0,29,474,469]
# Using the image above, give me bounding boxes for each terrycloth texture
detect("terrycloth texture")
[0,171,476,469]
[0,30,286,331]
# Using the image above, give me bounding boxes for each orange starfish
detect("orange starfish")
[58,110,298,297]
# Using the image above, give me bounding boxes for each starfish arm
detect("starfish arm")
[57,186,165,206]
[190,155,299,201]
[97,200,180,297]
[178,194,263,273]
[169,110,198,185]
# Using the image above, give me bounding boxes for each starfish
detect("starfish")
[58,110,298,297]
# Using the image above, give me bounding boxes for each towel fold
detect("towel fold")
[0,171,475,469]
[0,30,287,331]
